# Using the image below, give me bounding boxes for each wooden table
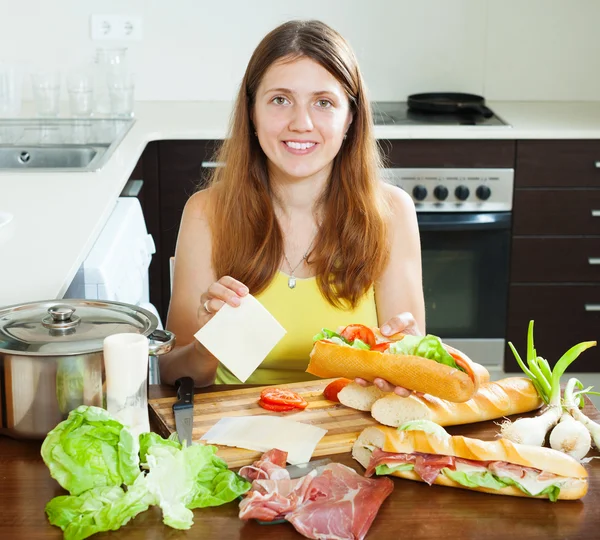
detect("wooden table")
[1,384,600,540]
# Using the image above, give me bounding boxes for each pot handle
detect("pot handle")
[148,329,176,356]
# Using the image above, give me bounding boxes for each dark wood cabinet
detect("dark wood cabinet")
[156,140,222,321]
[381,140,515,168]
[511,238,600,282]
[506,140,600,372]
[512,189,600,235]
[515,140,600,188]
[506,284,600,371]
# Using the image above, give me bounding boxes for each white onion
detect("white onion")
[500,407,562,447]
[549,413,591,460]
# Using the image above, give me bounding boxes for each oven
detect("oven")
[382,168,514,375]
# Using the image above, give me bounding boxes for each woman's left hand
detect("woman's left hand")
[355,311,424,397]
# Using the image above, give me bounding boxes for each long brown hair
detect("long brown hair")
[206,20,390,309]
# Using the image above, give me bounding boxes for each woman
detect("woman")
[160,20,425,395]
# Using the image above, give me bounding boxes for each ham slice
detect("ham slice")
[239,472,317,522]
[239,455,394,540]
[286,463,394,540]
[413,454,455,485]
[365,449,455,485]
[239,448,290,481]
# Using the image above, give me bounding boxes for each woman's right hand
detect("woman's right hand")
[198,276,249,322]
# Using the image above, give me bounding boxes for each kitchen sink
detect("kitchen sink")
[0,118,135,172]
[0,145,109,169]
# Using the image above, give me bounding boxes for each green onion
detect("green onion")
[502,321,596,447]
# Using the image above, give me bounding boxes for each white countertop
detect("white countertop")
[1,100,600,308]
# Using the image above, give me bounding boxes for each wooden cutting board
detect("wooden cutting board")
[148,378,378,468]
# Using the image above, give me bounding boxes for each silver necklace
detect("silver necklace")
[283,235,317,289]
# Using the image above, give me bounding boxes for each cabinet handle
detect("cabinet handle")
[593,210,600,217]
[201,161,226,168]
[595,161,600,168]
[589,257,600,265]
[585,304,600,311]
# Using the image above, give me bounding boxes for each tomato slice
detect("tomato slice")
[260,388,308,409]
[340,324,376,348]
[323,378,352,402]
[371,342,391,353]
[257,399,298,412]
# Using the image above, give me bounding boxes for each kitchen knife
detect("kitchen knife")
[173,376,194,447]
[285,457,332,479]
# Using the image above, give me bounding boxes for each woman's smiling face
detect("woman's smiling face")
[253,56,353,183]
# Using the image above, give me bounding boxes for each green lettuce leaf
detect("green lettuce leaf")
[443,469,561,502]
[139,432,181,465]
[498,476,561,502]
[41,405,141,495]
[375,463,414,475]
[143,440,250,529]
[443,468,508,491]
[398,420,450,439]
[350,338,370,350]
[45,479,153,540]
[313,328,347,342]
[387,335,464,372]
[312,328,372,349]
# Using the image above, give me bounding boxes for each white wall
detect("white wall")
[1,0,599,102]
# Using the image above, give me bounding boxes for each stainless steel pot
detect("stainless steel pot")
[0,299,175,439]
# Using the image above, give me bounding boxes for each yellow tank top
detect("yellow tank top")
[215,271,378,384]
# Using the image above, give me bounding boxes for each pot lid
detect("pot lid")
[0,299,158,356]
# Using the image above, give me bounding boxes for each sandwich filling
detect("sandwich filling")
[313,329,465,373]
[364,448,571,502]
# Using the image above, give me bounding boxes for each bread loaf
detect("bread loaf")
[352,426,588,500]
[367,377,543,427]
[307,340,486,403]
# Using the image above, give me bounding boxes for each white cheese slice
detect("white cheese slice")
[498,469,563,496]
[454,462,489,474]
[194,294,286,382]
[200,416,327,465]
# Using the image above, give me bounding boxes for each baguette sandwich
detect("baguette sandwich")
[352,422,588,501]
[306,324,488,403]
[338,377,543,427]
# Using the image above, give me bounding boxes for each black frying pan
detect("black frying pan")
[407,92,494,118]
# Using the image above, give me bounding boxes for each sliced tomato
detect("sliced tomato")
[257,399,298,412]
[260,388,308,409]
[340,324,376,348]
[323,378,352,402]
[371,342,391,353]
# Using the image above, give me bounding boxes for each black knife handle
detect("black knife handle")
[173,376,195,410]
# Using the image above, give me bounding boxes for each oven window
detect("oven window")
[420,223,510,339]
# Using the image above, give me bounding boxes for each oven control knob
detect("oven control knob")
[434,186,449,201]
[476,185,491,200]
[413,185,427,201]
[455,185,470,201]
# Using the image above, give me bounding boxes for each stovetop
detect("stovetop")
[372,101,510,127]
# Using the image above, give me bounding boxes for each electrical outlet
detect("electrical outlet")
[90,14,143,41]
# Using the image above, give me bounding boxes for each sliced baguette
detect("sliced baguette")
[367,377,543,427]
[338,383,386,411]
[307,340,483,403]
[352,426,588,500]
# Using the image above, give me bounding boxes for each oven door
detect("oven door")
[418,212,511,370]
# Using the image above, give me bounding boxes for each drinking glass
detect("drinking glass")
[0,63,22,117]
[31,71,61,117]
[67,70,94,118]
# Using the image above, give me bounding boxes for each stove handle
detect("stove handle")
[417,212,511,232]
